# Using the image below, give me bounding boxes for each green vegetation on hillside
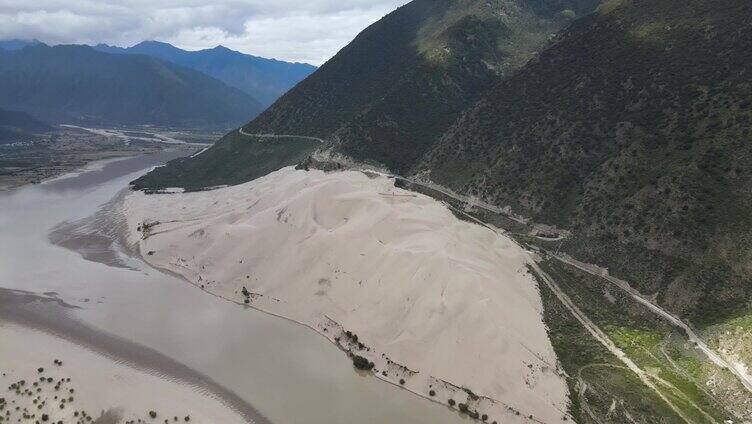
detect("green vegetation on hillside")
[136,0,601,190]
[534,258,751,422]
[422,0,752,324]
[535,270,687,423]
[130,132,319,191]
[538,259,749,422]
[268,0,600,173]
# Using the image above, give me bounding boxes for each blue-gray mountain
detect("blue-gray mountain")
[0,44,264,129]
[94,41,316,106]
[0,107,51,144]
[0,39,42,51]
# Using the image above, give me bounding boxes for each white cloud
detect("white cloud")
[0,0,410,65]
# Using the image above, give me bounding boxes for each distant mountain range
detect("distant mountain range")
[0,107,51,144]
[93,41,316,106]
[0,39,316,128]
[0,44,264,128]
[0,39,43,51]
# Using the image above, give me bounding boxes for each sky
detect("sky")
[0,1,411,65]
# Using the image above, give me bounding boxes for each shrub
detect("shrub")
[429,390,436,396]
[352,355,374,370]
[448,399,455,406]
[399,379,405,385]
[463,387,479,401]
[150,411,157,418]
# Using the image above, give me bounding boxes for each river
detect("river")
[0,149,464,423]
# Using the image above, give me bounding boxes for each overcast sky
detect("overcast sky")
[0,1,411,65]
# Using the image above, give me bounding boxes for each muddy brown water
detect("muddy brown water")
[0,150,465,423]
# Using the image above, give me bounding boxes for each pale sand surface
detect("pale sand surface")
[123,167,570,423]
[0,322,247,423]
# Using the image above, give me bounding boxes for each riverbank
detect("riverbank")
[123,166,572,424]
[0,125,207,191]
[0,322,249,424]
[0,287,269,423]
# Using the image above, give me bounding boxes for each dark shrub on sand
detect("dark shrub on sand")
[352,355,374,370]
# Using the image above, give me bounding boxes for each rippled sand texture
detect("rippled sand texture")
[124,167,571,423]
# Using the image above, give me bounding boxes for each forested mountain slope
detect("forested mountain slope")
[420,0,752,323]
[133,0,601,188]
[246,0,601,172]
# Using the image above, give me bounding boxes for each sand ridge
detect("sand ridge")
[123,167,571,423]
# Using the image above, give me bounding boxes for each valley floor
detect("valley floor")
[0,125,212,191]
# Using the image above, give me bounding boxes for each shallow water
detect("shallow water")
[0,151,464,424]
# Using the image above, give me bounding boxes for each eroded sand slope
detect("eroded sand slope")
[123,167,570,423]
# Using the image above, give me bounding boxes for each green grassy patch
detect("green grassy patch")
[534,268,686,423]
[536,259,740,422]
[131,132,319,191]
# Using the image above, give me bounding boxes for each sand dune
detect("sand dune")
[123,167,570,423]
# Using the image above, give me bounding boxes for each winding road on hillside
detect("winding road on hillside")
[238,130,529,225]
[527,261,701,423]
[237,128,325,143]
[446,204,719,422]
[552,253,752,394]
